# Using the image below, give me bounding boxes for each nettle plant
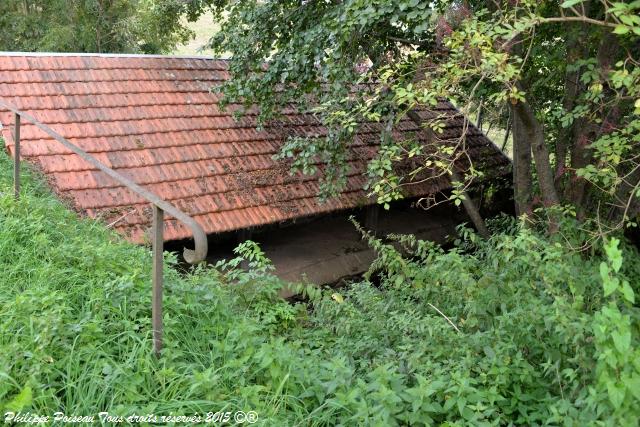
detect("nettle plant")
[591,238,640,422]
[306,215,639,424]
[213,241,321,332]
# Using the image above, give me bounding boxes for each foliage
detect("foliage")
[591,238,640,423]
[200,0,640,240]
[1,146,639,424]
[0,0,195,53]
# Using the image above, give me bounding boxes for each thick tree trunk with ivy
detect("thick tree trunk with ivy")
[507,35,555,219]
[556,25,589,190]
[564,32,621,220]
[511,98,561,233]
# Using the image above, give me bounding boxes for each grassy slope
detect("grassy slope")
[1,141,638,424]
[0,145,299,422]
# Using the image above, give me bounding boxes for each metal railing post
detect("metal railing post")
[152,205,164,357]
[13,113,20,199]
[0,100,209,357]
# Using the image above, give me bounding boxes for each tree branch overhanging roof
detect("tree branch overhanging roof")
[0,53,510,242]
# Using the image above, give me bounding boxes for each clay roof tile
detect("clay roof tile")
[0,53,510,243]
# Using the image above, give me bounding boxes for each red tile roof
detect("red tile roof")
[0,53,509,243]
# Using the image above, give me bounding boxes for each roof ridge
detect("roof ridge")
[0,51,229,60]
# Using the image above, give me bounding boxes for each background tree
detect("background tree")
[195,0,639,243]
[0,0,195,53]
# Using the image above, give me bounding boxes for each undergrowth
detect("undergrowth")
[0,144,639,426]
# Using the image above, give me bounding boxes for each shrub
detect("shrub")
[0,146,639,425]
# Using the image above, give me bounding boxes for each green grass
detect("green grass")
[0,142,313,423]
[484,126,512,158]
[1,140,638,425]
[172,12,220,57]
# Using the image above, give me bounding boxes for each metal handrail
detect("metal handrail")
[0,99,209,356]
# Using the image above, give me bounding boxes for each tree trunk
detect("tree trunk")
[556,44,582,189]
[451,169,491,238]
[566,31,620,220]
[406,110,490,238]
[557,0,592,193]
[510,103,533,216]
[565,122,594,220]
[610,165,640,224]
[512,95,560,209]
[500,115,511,152]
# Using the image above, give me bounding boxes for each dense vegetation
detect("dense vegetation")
[203,0,640,241]
[1,0,639,424]
[0,0,199,53]
[1,145,639,425]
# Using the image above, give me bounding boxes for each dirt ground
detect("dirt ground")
[195,202,465,291]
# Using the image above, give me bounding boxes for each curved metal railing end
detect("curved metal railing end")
[0,99,208,263]
[1,98,209,357]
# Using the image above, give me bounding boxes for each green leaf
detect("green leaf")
[613,25,630,35]
[607,382,626,409]
[599,261,609,280]
[560,0,585,7]
[483,346,496,359]
[443,397,456,411]
[331,293,344,303]
[4,386,33,413]
[604,238,623,272]
[600,263,618,297]
[625,375,640,401]
[612,330,631,353]
[620,281,635,303]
